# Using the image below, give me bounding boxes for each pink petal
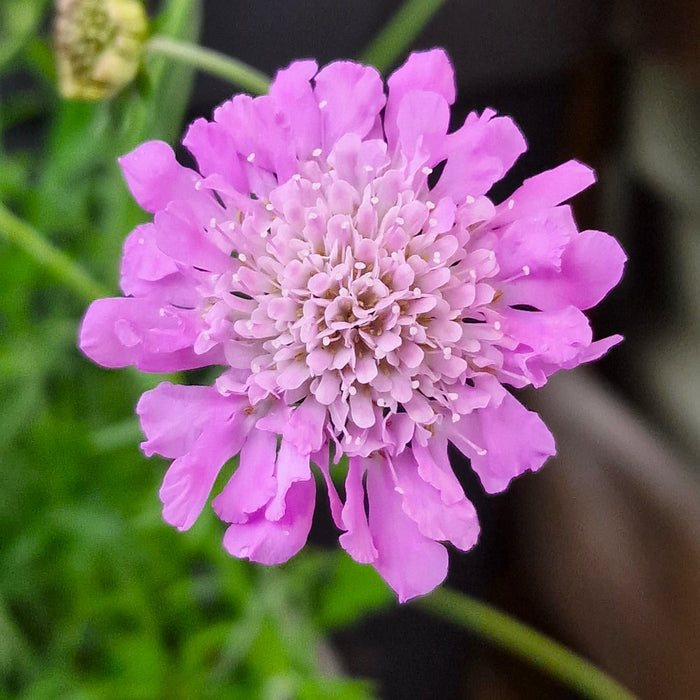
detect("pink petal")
[118,141,198,213]
[283,397,327,453]
[212,427,278,524]
[433,110,526,201]
[366,458,448,602]
[269,59,322,160]
[265,439,312,520]
[385,49,455,148]
[154,203,233,273]
[223,477,315,565]
[158,420,236,531]
[449,392,556,494]
[183,117,247,191]
[137,382,242,458]
[393,450,480,552]
[392,90,450,166]
[412,438,465,506]
[339,457,378,564]
[314,61,385,152]
[79,297,222,372]
[502,229,627,311]
[492,160,596,226]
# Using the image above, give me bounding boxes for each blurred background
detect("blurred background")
[1,0,698,697]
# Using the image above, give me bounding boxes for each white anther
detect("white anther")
[354,262,366,270]
[422,166,433,175]
[322,336,331,346]
[413,287,422,297]
[238,253,247,262]
[194,181,202,190]
[409,326,418,336]
[312,147,322,157]
[293,173,301,181]
[521,265,530,275]
[265,203,274,211]
[411,380,420,389]
[377,398,386,407]
[227,221,236,231]
[308,212,318,220]
[452,413,461,423]
[447,392,458,401]
[364,165,374,172]
[395,217,404,225]
[507,199,515,209]
[318,100,328,109]
[426,200,435,210]
[348,386,357,395]
[312,182,321,191]
[443,347,452,359]
[493,321,501,330]
[466,195,475,204]
[247,152,256,163]
[370,196,379,205]
[159,307,166,317]
[392,303,401,314]
[232,273,240,283]
[339,287,349,296]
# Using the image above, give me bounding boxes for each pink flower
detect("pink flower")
[79,49,626,601]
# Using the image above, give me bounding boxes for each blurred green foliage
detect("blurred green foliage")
[0,1,391,696]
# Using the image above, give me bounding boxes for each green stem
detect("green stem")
[415,587,637,700]
[144,35,271,95]
[359,0,449,73]
[0,202,110,303]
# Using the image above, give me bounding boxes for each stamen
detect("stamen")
[312,147,322,157]
[247,152,256,163]
[507,199,515,209]
[318,100,328,109]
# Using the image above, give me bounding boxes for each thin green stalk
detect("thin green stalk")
[0,202,110,303]
[359,0,449,73]
[415,587,637,700]
[144,35,271,95]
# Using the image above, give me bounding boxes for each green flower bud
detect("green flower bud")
[54,0,148,100]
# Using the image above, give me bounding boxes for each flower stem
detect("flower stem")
[0,202,110,303]
[359,0,449,73]
[144,35,271,95]
[415,587,637,700]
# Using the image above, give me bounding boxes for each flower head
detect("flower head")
[80,49,626,601]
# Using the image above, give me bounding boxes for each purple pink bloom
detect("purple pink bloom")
[80,49,626,601]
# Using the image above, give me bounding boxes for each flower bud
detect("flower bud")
[54,0,148,100]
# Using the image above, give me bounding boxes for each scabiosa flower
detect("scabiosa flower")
[79,49,626,601]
